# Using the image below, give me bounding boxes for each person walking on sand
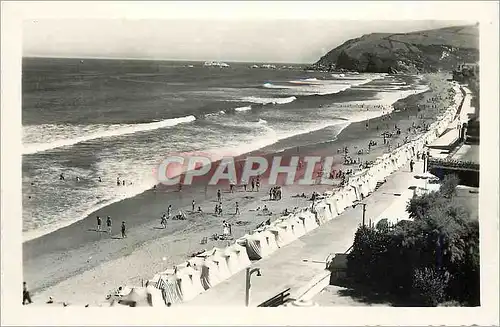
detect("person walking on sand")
[106,216,112,234]
[192,200,196,212]
[409,159,415,173]
[256,178,260,192]
[251,179,255,192]
[121,221,127,238]
[23,282,32,305]
[96,216,102,232]
[217,189,221,202]
[161,214,167,229]
[167,205,172,219]
[235,202,240,215]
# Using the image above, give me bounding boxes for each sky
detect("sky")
[23,19,472,63]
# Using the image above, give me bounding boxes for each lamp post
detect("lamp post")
[245,267,262,307]
[352,203,367,227]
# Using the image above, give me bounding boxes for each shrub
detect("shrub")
[346,176,479,306]
[412,267,450,306]
[439,174,460,198]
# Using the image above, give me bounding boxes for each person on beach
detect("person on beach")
[235,202,240,215]
[98,176,102,182]
[122,180,126,186]
[59,173,65,181]
[161,214,167,229]
[121,221,127,238]
[251,179,255,192]
[76,176,80,182]
[23,282,32,305]
[256,178,260,192]
[192,200,196,212]
[96,216,102,232]
[167,205,172,219]
[409,159,415,173]
[222,221,230,236]
[106,216,112,234]
[117,177,121,186]
[269,188,273,200]
[214,203,219,215]
[197,206,203,213]
[242,180,247,192]
[229,183,234,193]
[217,189,221,202]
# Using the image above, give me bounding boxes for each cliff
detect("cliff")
[315,25,479,73]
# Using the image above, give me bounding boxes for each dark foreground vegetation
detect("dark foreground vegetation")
[346,175,479,306]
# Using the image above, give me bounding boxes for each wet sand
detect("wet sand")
[23,73,456,306]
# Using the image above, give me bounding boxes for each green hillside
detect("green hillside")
[315,24,479,73]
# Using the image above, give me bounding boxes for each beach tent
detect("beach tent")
[260,230,279,253]
[115,287,155,307]
[245,230,279,260]
[154,273,183,304]
[225,243,251,272]
[146,285,166,307]
[289,216,307,238]
[266,223,296,248]
[175,266,205,301]
[314,202,332,225]
[297,210,319,232]
[196,256,227,290]
[325,196,340,219]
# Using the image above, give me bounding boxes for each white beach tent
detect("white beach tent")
[314,201,332,225]
[297,210,319,232]
[289,216,307,238]
[225,243,251,273]
[325,196,340,219]
[174,266,205,302]
[195,256,227,290]
[146,285,166,307]
[113,287,154,307]
[266,224,296,248]
[261,230,279,253]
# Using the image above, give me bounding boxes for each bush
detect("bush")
[439,174,460,198]
[375,218,389,232]
[346,175,479,306]
[412,267,450,306]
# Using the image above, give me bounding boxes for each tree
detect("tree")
[346,176,479,306]
[439,174,460,198]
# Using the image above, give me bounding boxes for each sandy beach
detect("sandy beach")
[23,73,456,306]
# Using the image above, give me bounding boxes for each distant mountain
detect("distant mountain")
[315,24,479,73]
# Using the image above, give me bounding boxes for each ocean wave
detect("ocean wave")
[262,82,289,89]
[23,115,196,155]
[242,96,297,105]
[234,106,252,112]
[204,110,226,118]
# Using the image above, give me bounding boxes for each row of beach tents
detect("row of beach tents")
[111,84,463,307]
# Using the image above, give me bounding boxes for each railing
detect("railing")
[257,288,291,307]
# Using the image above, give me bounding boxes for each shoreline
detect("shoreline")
[23,73,455,305]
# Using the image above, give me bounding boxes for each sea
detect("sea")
[22,57,427,241]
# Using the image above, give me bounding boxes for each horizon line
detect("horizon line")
[22,55,312,65]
